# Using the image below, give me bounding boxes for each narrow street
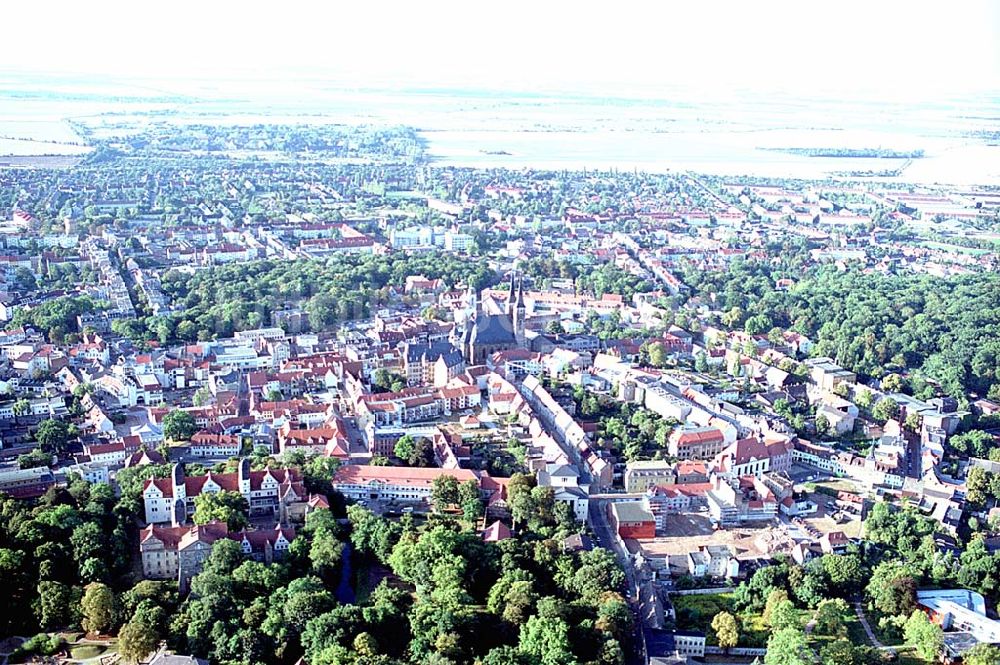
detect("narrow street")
[588,500,638,603]
[589,499,650,665]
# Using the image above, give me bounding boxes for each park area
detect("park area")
[669,591,922,657]
[671,592,802,648]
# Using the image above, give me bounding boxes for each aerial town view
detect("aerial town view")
[1,2,999,665]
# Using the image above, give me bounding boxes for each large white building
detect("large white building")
[712,437,792,479]
[332,464,483,503]
[142,459,308,524]
[706,476,779,526]
[917,589,1000,658]
[792,439,905,489]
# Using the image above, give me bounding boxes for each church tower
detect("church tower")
[466,283,479,321]
[462,283,480,365]
[505,272,516,318]
[171,463,186,501]
[514,278,526,348]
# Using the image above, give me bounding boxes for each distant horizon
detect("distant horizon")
[3,68,997,107]
[4,0,999,104]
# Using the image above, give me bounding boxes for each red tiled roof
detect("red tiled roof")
[144,467,301,497]
[333,464,479,488]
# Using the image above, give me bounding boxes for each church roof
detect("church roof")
[469,313,516,346]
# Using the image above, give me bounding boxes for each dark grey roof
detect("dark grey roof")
[942,632,982,657]
[149,654,210,665]
[563,533,594,552]
[406,341,463,366]
[514,280,526,307]
[611,500,654,523]
[469,313,516,346]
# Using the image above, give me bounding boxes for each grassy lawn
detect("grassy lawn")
[671,593,810,648]
[70,645,107,660]
[867,608,905,647]
[806,610,868,652]
[59,632,84,643]
[672,593,736,631]
[843,612,869,646]
[895,648,933,665]
[811,477,863,493]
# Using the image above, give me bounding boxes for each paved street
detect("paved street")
[341,416,371,460]
[589,499,638,603]
[589,498,660,665]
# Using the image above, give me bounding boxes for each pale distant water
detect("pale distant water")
[1,74,998,184]
[421,128,998,183]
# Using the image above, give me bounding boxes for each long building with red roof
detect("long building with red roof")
[332,464,505,504]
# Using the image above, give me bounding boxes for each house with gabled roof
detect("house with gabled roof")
[140,520,296,589]
[482,520,512,542]
[142,458,308,525]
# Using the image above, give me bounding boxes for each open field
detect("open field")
[798,492,864,539]
[674,591,882,655]
[3,72,1000,183]
[0,154,85,168]
[70,644,108,660]
[663,512,715,537]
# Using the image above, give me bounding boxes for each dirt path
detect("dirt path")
[853,601,887,649]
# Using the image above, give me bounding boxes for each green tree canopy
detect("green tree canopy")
[192,490,249,530]
[162,410,198,441]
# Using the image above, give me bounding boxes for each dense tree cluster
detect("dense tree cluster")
[585,396,677,462]
[163,500,627,665]
[574,263,652,301]
[112,253,495,345]
[162,409,198,441]
[0,477,136,636]
[112,123,427,161]
[683,262,1000,402]
[2,450,628,665]
[9,295,103,344]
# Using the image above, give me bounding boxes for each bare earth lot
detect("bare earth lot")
[630,515,795,559]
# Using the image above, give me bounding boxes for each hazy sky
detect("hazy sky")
[6,0,999,98]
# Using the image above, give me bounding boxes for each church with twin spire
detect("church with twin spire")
[459,272,526,365]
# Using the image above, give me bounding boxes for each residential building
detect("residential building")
[608,501,656,539]
[917,589,1000,659]
[188,431,242,458]
[668,426,727,459]
[0,467,55,498]
[625,460,675,493]
[805,357,856,391]
[706,476,779,526]
[142,459,308,524]
[675,460,709,484]
[643,485,696,529]
[713,437,793,479]
[687,545,738,578]
[402,341,465,387]
[333,464,485,504]
[140,521,295,588]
